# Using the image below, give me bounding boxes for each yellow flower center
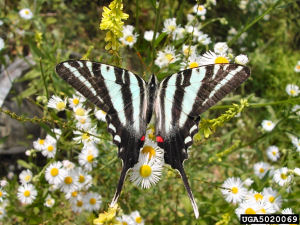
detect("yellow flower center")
[189,62,199,68]
[0,191,2,197]
[183,48,191,56]
[214,56,229,64]
[38,139,45,145]
[89,198,96,205]
[122,222,128,225]
[165,53,174,62]
[47,145,54,152]
[296,65,300,70]
[79,118,86,124]
[73,98,79,105]
[24,190,30,197]
[50,168,59,177]
[135,217,142,223]
[56,101,66,110]
[142,146,156,159]
[75,108,85,116]
[77,200,83,207]
[125,35,134,43]
[25,10,30,15]
[87,154,94,162]
[139,165,152,178]
[272,151,276,156]
[260,208,266,214]
[267,122,272,126]
[259,168,265,173]
[269,196,275,203]
[198,6,204,11]
[290,90,296,95]
[64,176,73,184]
[71,191,78,197]
[46,198,53,206]
[168,25,176,31]
[245,208,256,214]
[82,133,90,140]
[280,173,287,180]
[79,175,85,183]
[25,175,31,181]
[231,187,238,194]
[254,193,263,201]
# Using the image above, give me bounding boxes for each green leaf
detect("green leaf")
[17,159,32,169]
[154,32,167,47]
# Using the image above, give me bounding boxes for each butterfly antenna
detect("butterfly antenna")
[177,165,199,219]
[110,164,130,207]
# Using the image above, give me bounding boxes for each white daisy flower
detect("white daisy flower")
[45,161,67,185]
[0,20,3,26]
[172,27,185,40]
[214,42,228,55]
[94,109,107,122]
[198,33,211,45]
[182,45,197,58]
[243,178,254,187]
[19,8,33,20]
[261,120,275,132]
[193,4,207,16]
[19,169,33,184]
[187,14,195,22]
[130,154,163,189]
[273,167,293,186]
[68,94,85,109]
[78,143,99,171]
[244,190,265,203]
[294,61,300,73]
[130,211,144,225]
[290,135,300,152]
[266,145,280,162]
[17,183,37,204]
[162,18,177,34]
[62,160,76,171]
[285,84,299,97]
[180,54,201,70]
[47,95,67,111]
[59,169,79,193]
[65,190,79,200]
[292,104,300,116]
[0,180,8,187]
[140,138,164,163]
[262,187,282,211]
[294,167,300,176]
[117,215,135,225]
[0,38,4,51]
[199,50,229,65]
[221,177,247,204]
[84,192,102,211]
[44,195,55,208]
[52,128,62,139]
[41,138,57,158]
[144,30,159,41]
[75,115,93,130]
[33,137,47,151]
[71,195,85,213]
[235,54,249,65]
[7,172,14,180]
[155,46,180,68]
[76,167,92,190]
[235,200,260,218]
[253,162,270,179]
[119,25,138,48]
[0,206,5,219]
[73,106,91,119]
[73,127,100,145]
[0,188,7,202]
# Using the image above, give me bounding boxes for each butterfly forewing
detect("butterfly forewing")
[56,60,148,206]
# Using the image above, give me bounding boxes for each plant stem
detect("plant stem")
[39,58,49,100]
[151,0,162,69]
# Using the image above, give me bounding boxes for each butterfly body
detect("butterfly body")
[56,60,250,218]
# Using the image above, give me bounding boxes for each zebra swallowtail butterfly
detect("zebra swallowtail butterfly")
[56,60,250,218]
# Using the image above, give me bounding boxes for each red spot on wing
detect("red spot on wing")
[156,136,164,143]
[140,136,145,141]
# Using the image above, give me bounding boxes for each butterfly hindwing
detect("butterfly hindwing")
[155,63,250,218]
[56,60,148,205]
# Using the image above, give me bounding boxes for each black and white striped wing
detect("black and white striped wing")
[56,60,148,205]
[154,63,250,218]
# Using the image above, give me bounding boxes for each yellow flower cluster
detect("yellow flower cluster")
[93,204,121,225]
[100,0,129,53]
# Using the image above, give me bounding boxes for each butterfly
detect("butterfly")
[56,60,250,218]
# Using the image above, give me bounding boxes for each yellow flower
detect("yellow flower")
[100,0,129,53]
[93,204,121,225]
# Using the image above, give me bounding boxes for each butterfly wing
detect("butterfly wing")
[155,63,250,218]
[56,60,148,205]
